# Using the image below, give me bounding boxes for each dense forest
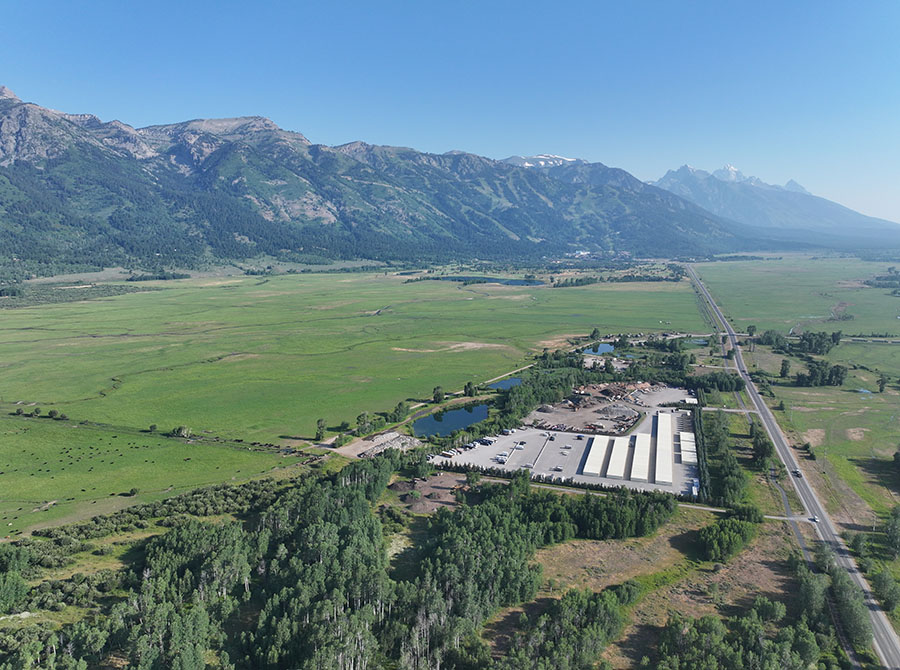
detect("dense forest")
[0,450,679,669]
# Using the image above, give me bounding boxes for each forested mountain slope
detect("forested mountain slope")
[0,87,756,277]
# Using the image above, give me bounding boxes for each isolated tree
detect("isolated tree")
[356,412,370,435]
[32,407,40,416]
[464,381,476,397]
[747,325,757,336]
[752,432,775,463]
[14,407,22,415]
[315,418,326,441]
[590,327,601,340]
[831,331,842,346]
[850,532,870,558]
[828,364,848,386]
[780,359,791,378]
[433,386,445,403]
[149,424,157,433]
[47,409,58,419]
[886,506,900,558]
[389,401,409,422]
[879,373,889,393]
[874,570,900,611]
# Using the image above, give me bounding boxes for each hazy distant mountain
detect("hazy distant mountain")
[653,165,900,247]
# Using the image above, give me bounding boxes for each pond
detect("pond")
[488,377,522,390]
[435,276,544,286]
[583,343,615,355]
[412,404,490,437]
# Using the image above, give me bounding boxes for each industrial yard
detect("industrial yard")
[527,383,695,435]
[431,408,699,496]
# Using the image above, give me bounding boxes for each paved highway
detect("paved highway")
[688,265,900,669]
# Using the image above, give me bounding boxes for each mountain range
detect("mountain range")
[652,164,900,248]
[0,85,895,278]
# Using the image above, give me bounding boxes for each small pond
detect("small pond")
[412,404,489,437]
[488,377,522,390]
[583,343,615,355]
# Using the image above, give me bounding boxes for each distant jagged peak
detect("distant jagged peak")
[672,164,710,177]
[0,85,19,101]
[711,163,748,183]
[503,154,588,168]
[784,179,810,195]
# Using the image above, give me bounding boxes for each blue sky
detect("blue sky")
[3,1,899,220]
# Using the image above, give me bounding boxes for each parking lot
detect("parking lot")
[431,413,698,496]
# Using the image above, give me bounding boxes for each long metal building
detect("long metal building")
[656,413,674,485]
[631,433,651,482]
[606,435,631,479]
[582,437,607,476]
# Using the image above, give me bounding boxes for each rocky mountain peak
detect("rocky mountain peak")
[0,86,19,101]
[503,154,587,168]
[784,179,810,195]
[712,164,747,183]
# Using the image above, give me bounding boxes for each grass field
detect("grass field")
[0,413,303,536]
[695,256,900,514]
[694,256,900,335]
[0,272,706,443]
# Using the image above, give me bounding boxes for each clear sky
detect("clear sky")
[3,1,899,221]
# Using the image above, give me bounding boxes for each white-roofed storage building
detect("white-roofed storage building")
[606,436,630,479]
[631,433,651,482]
[656,412,674,485]
[583,437,608,477]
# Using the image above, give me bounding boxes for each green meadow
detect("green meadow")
[0,273,705,443]
[698,257,900,524]
[0,414,301,536]
[694,256,900,335]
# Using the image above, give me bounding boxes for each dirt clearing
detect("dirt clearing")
[846,427,869,441]
[803,428,825,447]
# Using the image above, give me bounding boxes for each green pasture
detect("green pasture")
[0,414,299,536]
[760,364,900,517]
[0,273,705,442]
[829,341,900,377]
[695,256,900,335]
